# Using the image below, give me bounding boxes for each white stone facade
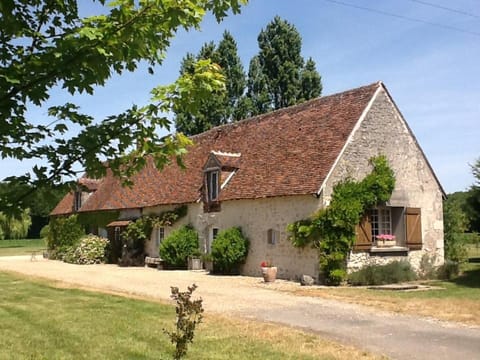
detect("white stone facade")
[144,195,321,280]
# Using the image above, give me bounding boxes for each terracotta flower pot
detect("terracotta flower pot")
[261,266,277,282]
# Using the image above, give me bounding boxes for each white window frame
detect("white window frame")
[371,207,392,239]
[206,170,219,202]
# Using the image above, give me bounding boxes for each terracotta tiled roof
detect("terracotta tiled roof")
[78,177,102,191]
[50,82,380,216]
[51,192,74,215]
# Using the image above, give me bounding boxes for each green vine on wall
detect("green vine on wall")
[148,205,188,227]
[124,205,188,245]
[287,155,395,285]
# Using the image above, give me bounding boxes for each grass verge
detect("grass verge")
[0,239,45,256]
[0,271,382,360]
[293,261,480,327]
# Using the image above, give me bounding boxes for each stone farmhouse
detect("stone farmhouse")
[51,81,445,280]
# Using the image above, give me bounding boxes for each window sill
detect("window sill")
[370,246,408,254]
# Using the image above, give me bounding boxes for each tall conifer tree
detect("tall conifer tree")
[175,32,246,135]
[247,16,322,114]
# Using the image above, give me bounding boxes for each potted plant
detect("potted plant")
[260,261,277,282]
[201,253,214,272]
[188,249,203,270]
[376,234,396,247]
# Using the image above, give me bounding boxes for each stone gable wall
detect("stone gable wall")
[324,88,444,271]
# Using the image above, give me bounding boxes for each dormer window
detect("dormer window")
[74,190,82,211]
[202,151,241,213]
[207,170,219,201]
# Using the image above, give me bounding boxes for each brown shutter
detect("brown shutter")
[406,207,422,250]
[354,214,372,251]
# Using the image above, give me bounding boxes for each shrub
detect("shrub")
[47,215,85,250]
[436,260,460,280]
[348,261,417,286]
[159,225,199,268]
[62,235,110,265]
[211,227,249,274]
[164,284,203,360]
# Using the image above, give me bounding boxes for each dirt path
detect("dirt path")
[1,256,479,360]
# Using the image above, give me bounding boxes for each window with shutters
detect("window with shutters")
[354,207,422,251]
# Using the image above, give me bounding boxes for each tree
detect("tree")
[174,31,246,135]
[0,0,245,214]
[245,55,270,116]
[300,57,322,102]
[467,157,480,232]
[217,31,247,121]
[0,208,31,240]
[247,16,322,112]
[443,197,469,263]
[0,181,67,237]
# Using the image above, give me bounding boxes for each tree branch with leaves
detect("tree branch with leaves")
[0,0,246,214]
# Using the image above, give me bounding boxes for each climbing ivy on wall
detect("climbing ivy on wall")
[287,155,395,285]
[77,211,120,228]
[149,205,188,227]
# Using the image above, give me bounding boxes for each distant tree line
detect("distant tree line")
[175,16,323,136]
[0,182,67,239]
[443,157,480,262]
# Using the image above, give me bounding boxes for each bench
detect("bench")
[145,256,164,269]
[30,249,46,261]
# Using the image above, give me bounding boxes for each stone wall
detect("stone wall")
[143,195,321,280]
[348,250,424,273]
[324,87,444,270]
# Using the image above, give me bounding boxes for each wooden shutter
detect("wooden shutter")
[406,207,422,250]
[354,214,372,251]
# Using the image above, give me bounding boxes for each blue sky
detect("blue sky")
[2,0,479,193]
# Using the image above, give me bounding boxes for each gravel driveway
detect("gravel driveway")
[1,256,479,360]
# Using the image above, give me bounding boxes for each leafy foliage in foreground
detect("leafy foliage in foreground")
[288,156,395,285]
[0,0,246,215]
[164,284,204,360]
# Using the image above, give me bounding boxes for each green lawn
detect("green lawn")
[0,239,45,256]
[0,272,379,360]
